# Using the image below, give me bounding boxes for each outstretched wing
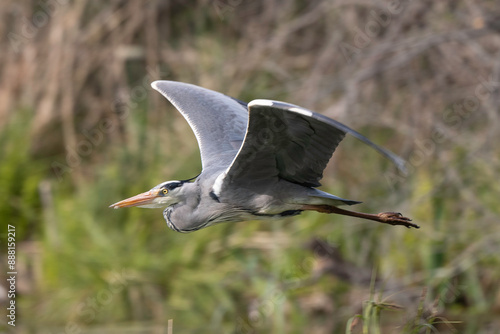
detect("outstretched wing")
[151,81,248,168]
[221,100,406,190]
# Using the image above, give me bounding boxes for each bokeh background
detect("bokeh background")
[1,1,500,333]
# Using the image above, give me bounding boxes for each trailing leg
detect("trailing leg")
[302,204,418,229]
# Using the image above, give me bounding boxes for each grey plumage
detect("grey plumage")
[151,81,247,168]
[110,81,418,232]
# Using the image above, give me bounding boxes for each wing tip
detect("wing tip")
[151,80,163,91]
[392,156,408,175]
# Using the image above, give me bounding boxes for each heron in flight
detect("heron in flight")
[110,81,417,232]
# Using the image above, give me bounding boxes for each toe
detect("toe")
[377,212,418,228]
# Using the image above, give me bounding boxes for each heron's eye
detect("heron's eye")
[162,189,168,195]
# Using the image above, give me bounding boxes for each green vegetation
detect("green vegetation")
[1,1,500,333]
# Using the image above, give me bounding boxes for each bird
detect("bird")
[110,81,418,232]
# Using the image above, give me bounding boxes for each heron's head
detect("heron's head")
[109,181,186,209]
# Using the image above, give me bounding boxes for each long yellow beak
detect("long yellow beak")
[109,190,160,209]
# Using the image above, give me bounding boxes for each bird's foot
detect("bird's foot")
[377,212,419,229]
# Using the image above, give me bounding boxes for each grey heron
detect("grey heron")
[110,81,417,232]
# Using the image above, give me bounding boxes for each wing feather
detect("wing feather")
[222,100,406,191]
[151,81,248,168]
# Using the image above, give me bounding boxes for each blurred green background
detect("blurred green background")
[1,1,500,333]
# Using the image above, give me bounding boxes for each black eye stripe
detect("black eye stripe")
[168,183,181,190]
[161,182,183,191]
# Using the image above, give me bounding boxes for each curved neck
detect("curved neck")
[162,182,210,233]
